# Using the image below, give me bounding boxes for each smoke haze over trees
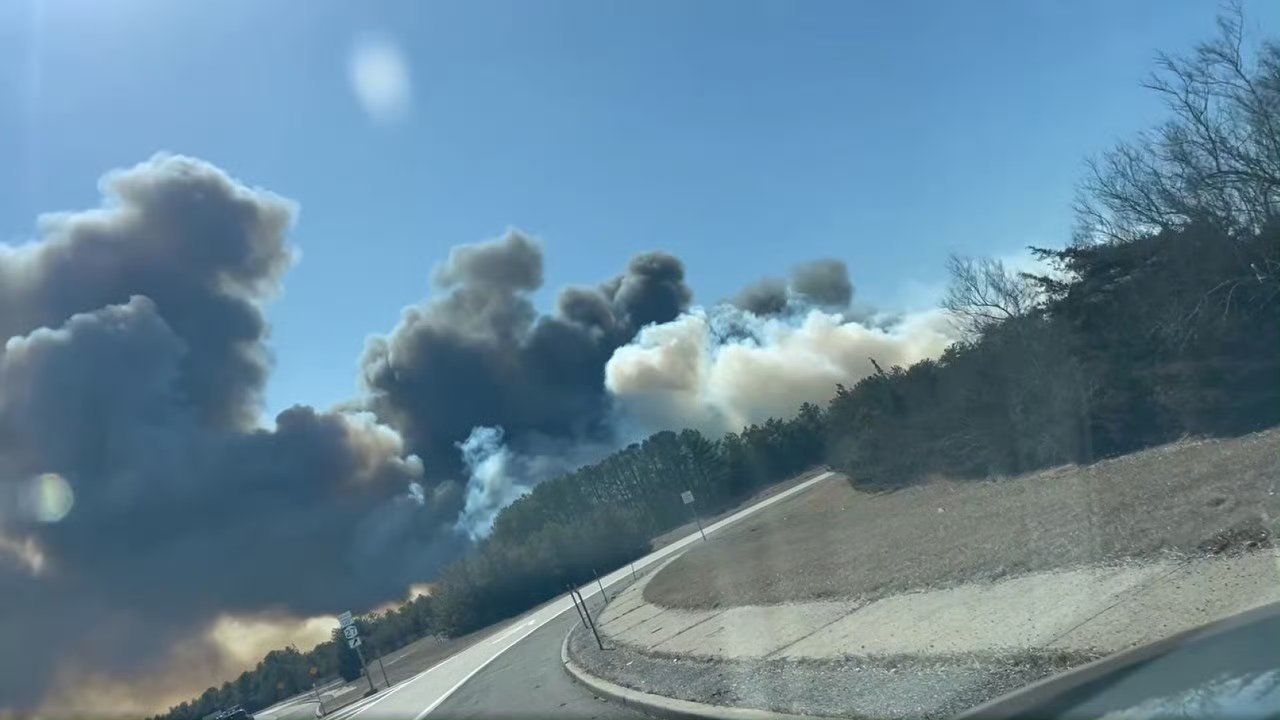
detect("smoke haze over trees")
[0,156,465,713]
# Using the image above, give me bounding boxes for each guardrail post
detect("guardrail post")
[567,584,589,627]
[573,588,605,650]
[592,568,607,603]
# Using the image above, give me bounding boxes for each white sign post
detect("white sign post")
[681,490,706,541]
[337,611,375,694]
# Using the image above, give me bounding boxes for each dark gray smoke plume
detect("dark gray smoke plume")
[732,277,790,316]
[731,259,854,316]
[791,259,853,307]
[359,235,692,477]
[0,155,461,711]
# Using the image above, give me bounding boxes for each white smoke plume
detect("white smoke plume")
[454,426,612,540]
[606,305,956,437]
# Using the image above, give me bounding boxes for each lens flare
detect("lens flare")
[29,473,74,523]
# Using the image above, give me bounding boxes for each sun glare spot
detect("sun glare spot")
[30,472,74,523]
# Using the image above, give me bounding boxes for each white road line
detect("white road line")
[323,656,443,720]
[340,469,836,719]
[412,618,550,720]
[489,618,537,644]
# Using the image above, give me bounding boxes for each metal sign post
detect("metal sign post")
[682,490,707,541]
[311,681,326,717]
[572,588,605,650]
[376,652,391,688]
[339,612,375,695]
[567,585,589,627]
[592,568,607,602]
[353,643,375,694]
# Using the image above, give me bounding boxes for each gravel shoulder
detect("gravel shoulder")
[568,623,1091,719]
[645,429,1280,610]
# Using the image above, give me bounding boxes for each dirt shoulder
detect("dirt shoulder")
[569,622,1084,720]
[645,429,1280,610]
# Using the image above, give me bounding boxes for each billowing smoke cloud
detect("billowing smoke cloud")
[732,259,854,316]
[792,259,854,307]
[0,155,459,712]
[606,304,955,437]
[358,233,692,532]
[732,277,790,316]
[3,154,954,714]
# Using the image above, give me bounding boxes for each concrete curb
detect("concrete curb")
[560,623,835,720]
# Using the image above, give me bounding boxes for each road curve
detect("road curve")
[325,470,838,720]
[431,612,648,719]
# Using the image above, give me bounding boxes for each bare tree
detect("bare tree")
[943,254,1042,335]
[1074,4,1280,320]
[1078,4,1280,243]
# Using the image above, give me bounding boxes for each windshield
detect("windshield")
[2,2,1280,719]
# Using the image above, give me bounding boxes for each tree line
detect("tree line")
[154,596,436,720]
[155,12,1280,719]
[431,412,826,636]
[827,10,1279,486]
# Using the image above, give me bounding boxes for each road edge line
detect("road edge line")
[560,627,833,720]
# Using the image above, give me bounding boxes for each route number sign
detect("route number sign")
[336,611,374,691]
[681,490,694,505]
[338,610,361,648]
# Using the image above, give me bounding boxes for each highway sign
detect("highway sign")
[342,625,359,641]
[347,636,361,649]
[337,611,354,628]
[682,490,707,540]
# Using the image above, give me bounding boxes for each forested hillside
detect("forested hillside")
[155,13,1280,720]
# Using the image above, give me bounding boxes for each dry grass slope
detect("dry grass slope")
[645,429,1280,609]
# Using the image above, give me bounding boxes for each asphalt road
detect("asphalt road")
[314,470,837,720]
[431,613,648,719]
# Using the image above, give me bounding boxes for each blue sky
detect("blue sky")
[2,0,1277,416]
